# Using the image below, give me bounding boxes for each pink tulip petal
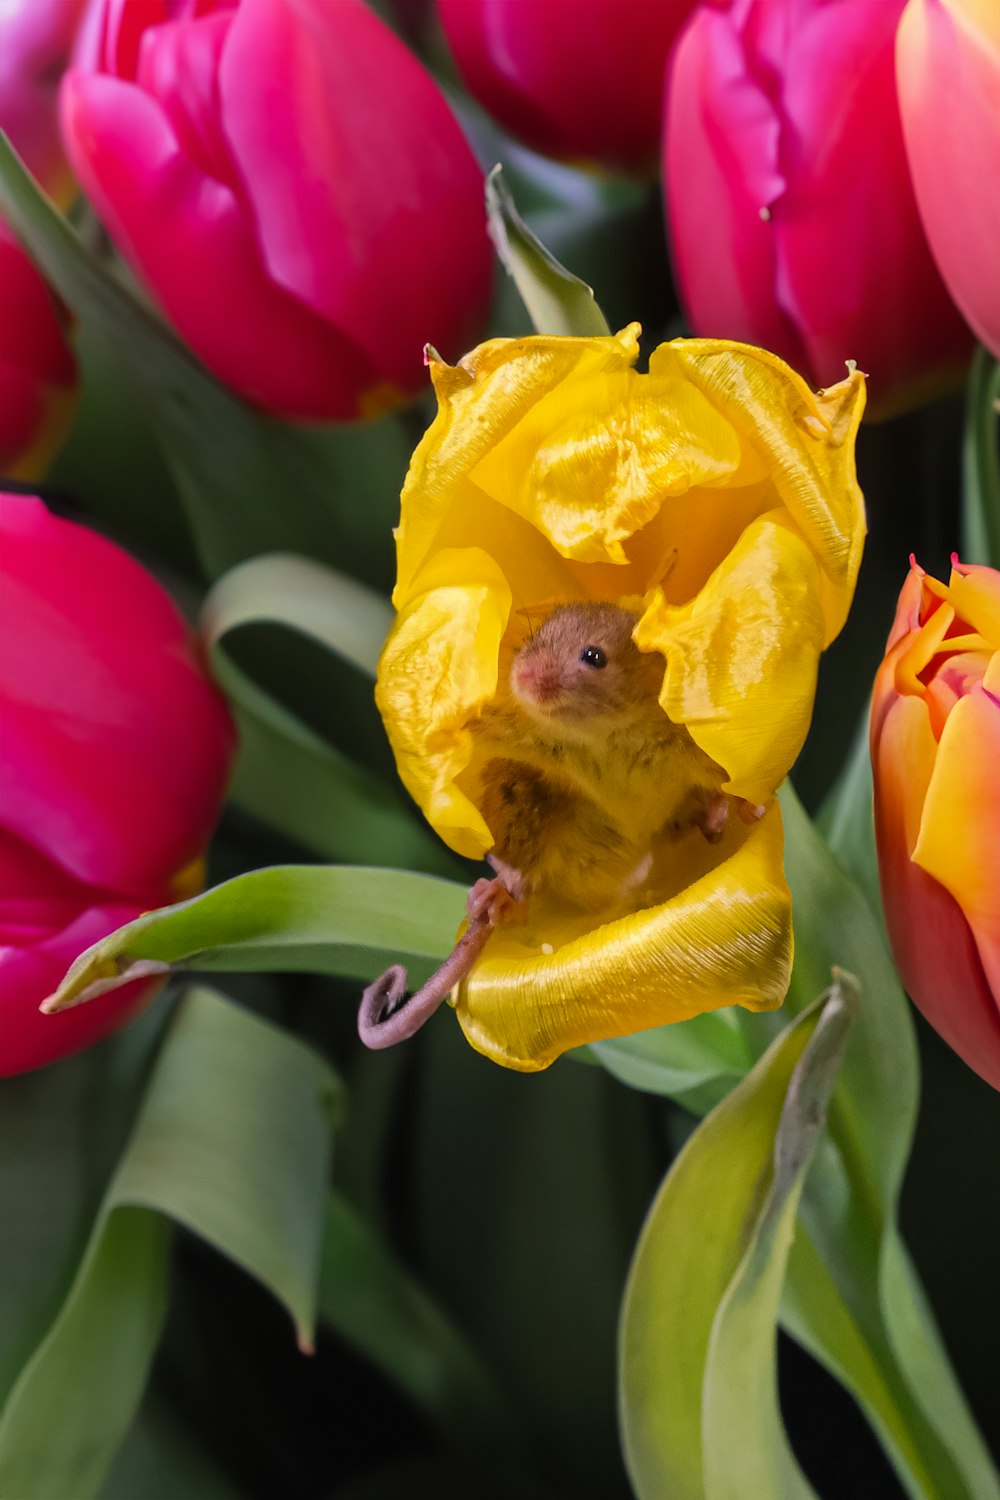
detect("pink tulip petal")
[0,494,234,896]
[136,9,238,188]
[667,0,972,410]
[61,69,382,418]
[665,6,810,376]
[218,0,491,383]
[769,0,971,407]
[439,0,695,170]
[874,693,1000,1091]
[897,0,1000,359]
[0,901,162,1076]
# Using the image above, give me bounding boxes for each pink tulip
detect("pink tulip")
[871,558,1000,1091]
[61,0,492,422]
[897,0,1000,359]
[0,0,89,205]
[0,494,237,1075]
[664,0,973,417]
[438,0,697,173]
[0,223,78,480]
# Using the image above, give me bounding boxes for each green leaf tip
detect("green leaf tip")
[485,163,612,338]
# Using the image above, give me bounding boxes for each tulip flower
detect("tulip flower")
[0,0,88,205]
[664,0,972,417]
[0,494,236,1075]
[871,558,1000,1091]
[897,0,1000,359]
[60,0,492,422]
[0,223,78,480]
[375,326,866,1070]
[438,0,697,173]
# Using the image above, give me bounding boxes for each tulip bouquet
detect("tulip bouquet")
[1,2,998,1498]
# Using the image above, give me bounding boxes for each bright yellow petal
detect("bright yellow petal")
[948,560,1000,646]
[913,683,1000,999]
[453,805,792,1071]
[655,340,867,644]
[634,512,826,803]
[376,547,511,859]
[467,365,745,565]
[394,326,641,606]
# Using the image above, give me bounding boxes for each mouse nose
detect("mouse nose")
[515,659,562,702]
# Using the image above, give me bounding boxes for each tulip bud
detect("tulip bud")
[896,0,1000,360]
[871,558,1000,1090]
[60,0,492,422]
[438,0,698,174]
[0,494,237,1075]
[0,223,78,480]
[664,0,973,417]
[0,0,88,205]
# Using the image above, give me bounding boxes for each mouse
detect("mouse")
[359,602,762,1048]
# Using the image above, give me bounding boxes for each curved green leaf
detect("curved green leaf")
[620,982,854,1500]
[589,1007,754,1113]
[486,164,611,337]
[199,554,455,873]
[0,988,340,1500]
[44,866,465,1014]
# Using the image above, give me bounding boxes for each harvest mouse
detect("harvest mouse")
[359,601,757,1047]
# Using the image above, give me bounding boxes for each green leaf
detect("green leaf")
[44,866,466,1014]
[320,1193,532,1482]
[0,1011,167,1407]
[815,710,883,921]
[0,988,340,1500]
[199,554,455,873]
[589,1007,755,1113]
[961,347,1000,567]
[777,783,1000,1500]
[620,982,854,1500]
[485,164,612,338]
[0,134,409,585]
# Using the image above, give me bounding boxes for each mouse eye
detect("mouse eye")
[580,645,607,669]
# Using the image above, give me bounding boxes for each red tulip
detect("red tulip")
[871,558,1000,1091]
[437,0,697,173]
[0,0,88,205]
[0,223,78,480]
[664,0,973,417]
[61,0,492,422]
[0,494,237,1075]
[897,0,1000,359]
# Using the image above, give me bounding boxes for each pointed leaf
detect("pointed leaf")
[44,866,465,1014]
[620,984,853,1500]
[486,164,611,337]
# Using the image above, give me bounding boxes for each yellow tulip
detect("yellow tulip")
[376,325,866,1070]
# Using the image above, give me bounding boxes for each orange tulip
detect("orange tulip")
[871,558,1000,1089]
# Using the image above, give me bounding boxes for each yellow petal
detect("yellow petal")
[467,365,745,565]
[394,326,641,606]
[634,512,826,803]
[655,340,867,644]
[948,559,1000,647]
[376,547,511,859]
[454,805,792,1071]
[913,683,1000,999]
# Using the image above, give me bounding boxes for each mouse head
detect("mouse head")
[510,602,663,731]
